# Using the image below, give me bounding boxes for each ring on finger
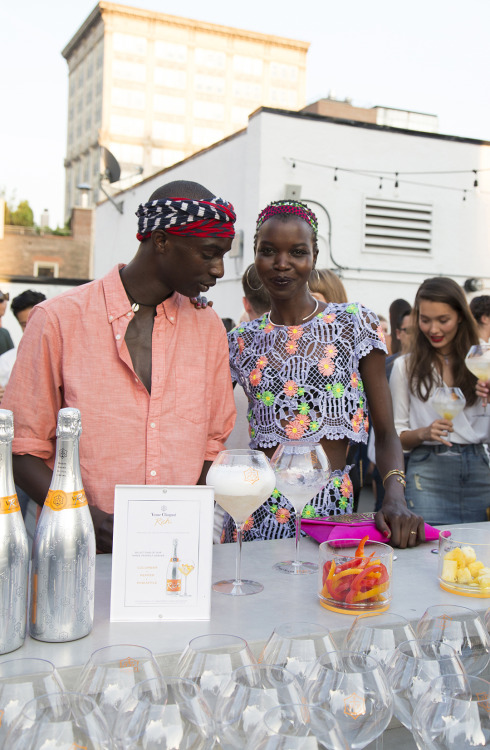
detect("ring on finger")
[410,530,417,535]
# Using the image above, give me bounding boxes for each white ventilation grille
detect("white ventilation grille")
[363,198,432,253]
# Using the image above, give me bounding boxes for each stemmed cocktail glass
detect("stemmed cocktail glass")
[271,442,330,575]
[206,449,275,595]
[465,343,490,409]
[431,386,465,455]
[179,559,195,597]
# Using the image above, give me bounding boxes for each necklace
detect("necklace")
[125,290,156,313]
[267,298,319,327]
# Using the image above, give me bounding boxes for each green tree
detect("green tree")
[10,200,34,227]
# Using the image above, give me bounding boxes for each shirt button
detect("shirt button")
[126,312,131,317]
[115,334,121,340]
[150,422,156,428]
[134,377,138,383]
[150,470,157,477]
[169,316,174,322]
[109,315,113,321]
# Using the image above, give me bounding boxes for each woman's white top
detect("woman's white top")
[390,354,490,446]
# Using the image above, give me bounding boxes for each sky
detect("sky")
[1,0,489,228]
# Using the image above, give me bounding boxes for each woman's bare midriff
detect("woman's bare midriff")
[260,436,350,472]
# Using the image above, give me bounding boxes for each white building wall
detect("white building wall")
[94,109,490,323]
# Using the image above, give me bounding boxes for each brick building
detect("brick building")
[0,207,93,280]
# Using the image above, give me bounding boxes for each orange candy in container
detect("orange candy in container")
[318,536,393,614]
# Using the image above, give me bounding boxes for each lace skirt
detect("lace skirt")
[221,465,354,543]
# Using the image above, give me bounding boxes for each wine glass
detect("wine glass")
[5,692,112,749]
[206,449,275,595]
[258,621,338,687]
[431,386,466,455]
[113,676,215,750]
[270,442,330,575]
[485,606,490,634]
[77,643,163,732]
[179,558,196,597]
[245,704,348,750]
[416,604,490,676]
[177,633,257,713]
[304,650,393,749]
[385,638,465,731]
[411,674,490,750]
[215,664,306,748]
[343,613,416,673]
[0,657,65,746]
[465,343,490,409]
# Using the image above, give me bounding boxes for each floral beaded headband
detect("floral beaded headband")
[255,200,318,235]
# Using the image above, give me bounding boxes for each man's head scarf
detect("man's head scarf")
[136,196,236,241]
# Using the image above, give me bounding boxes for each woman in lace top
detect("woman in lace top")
[224,200,424,547]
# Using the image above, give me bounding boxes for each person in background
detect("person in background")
[390,277,489,525]
[213,265,270,542]
[221,317,236,333]
[378,314,391,354]
[0,291,14,356]
[389,298,412,356]
[226,199,423,547]
[469,295,490,343]
[0,290,47,400]
[3,180,237,552]
[309,268,348,304]
[385,305,413,381]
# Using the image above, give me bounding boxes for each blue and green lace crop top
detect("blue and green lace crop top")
[228,302,387,449]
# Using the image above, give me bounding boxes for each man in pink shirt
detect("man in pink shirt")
[3,180,237,551]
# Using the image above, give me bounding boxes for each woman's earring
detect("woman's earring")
[312,268,320,284]
[246,266,263,291]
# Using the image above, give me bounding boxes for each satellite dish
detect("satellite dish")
[100,146,121,183]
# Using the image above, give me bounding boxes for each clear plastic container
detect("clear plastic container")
[438,527,490,598]
[318,538,393,615]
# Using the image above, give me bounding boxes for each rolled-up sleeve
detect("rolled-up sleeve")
[389,355,410,437]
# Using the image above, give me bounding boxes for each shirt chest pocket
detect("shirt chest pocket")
[172,365,208,425]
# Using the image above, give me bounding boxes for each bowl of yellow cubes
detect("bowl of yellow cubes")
[439,527,490,598]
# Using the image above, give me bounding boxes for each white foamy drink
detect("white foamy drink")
[207,463,275,524]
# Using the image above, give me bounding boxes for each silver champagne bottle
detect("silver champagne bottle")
[29,407,96,642]
[0,409,29,654]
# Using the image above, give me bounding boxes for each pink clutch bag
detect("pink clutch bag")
[302,512,440,544]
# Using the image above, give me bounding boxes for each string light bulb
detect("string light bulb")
[394,172,399,188]
[473,170,478,188]
[333,168,338,182]
[379,177,383,190]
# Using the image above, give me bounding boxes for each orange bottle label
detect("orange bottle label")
[45,489,88,511]
[166,579,181,592]
[0,494,20,514]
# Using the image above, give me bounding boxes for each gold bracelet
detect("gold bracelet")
[382,469,406,488]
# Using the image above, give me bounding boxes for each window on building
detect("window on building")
[269,87,297,109]
[152,147,185,167]
[109,142,144,165]
[112,87,145,110]
[192,126,224,147]
[154,67,187,89]
[270,62,298,82]
[233,55,263,76]
[195,48,226,69]
[231,106,251,125]
[195,74,225,96]
[155,41,187,63]
[193,101,224,121]
[112,59,146,83]
[232,81,262,100]
[152,121,185,142]
[153,94,186,115]
[34,262,59,278]
[96,42,104,69]
[110,115,145,137]
[363,198,432,253]
[113,32,147,56]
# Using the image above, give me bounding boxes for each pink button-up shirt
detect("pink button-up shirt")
[3,265,236,512]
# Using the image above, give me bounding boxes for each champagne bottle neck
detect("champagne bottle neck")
[0,438,16,499]
[50,436,83,493]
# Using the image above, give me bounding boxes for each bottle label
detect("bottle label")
[166,579,181,593]
[0,493,20,514]
[45,489,88,511]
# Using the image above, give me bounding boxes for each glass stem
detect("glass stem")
[184,576,188,596]
[294,511,302,566]
[235,523,243,585]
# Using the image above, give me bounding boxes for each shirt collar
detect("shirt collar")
[103,264,181,324]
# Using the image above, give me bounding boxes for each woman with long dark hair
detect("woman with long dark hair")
[390,277,490,524]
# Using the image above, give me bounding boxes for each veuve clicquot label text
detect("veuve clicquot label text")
[45,489,88,510]
[0,493,20,514]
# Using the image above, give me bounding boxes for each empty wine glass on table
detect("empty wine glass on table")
[343,613,416,673]
[77,643,163,733]
[304,651,393,749]
[411,673,490,750]
[113,676,215,750]
[465,343,490,409]
[207,449,275,595]
[245,704,347,750]
[385,638,466,731]
[0,657,65,746]
[258,621,338,688]
[179,558,195,597]
[5,692,112,750]
[270,442,330,575]
[177,633,257,713]
[416,604,490,676]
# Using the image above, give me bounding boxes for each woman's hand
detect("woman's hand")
[422,418,453,446]
[190,295,213,309]
[375,496,425,548]
[475,379,489,405]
